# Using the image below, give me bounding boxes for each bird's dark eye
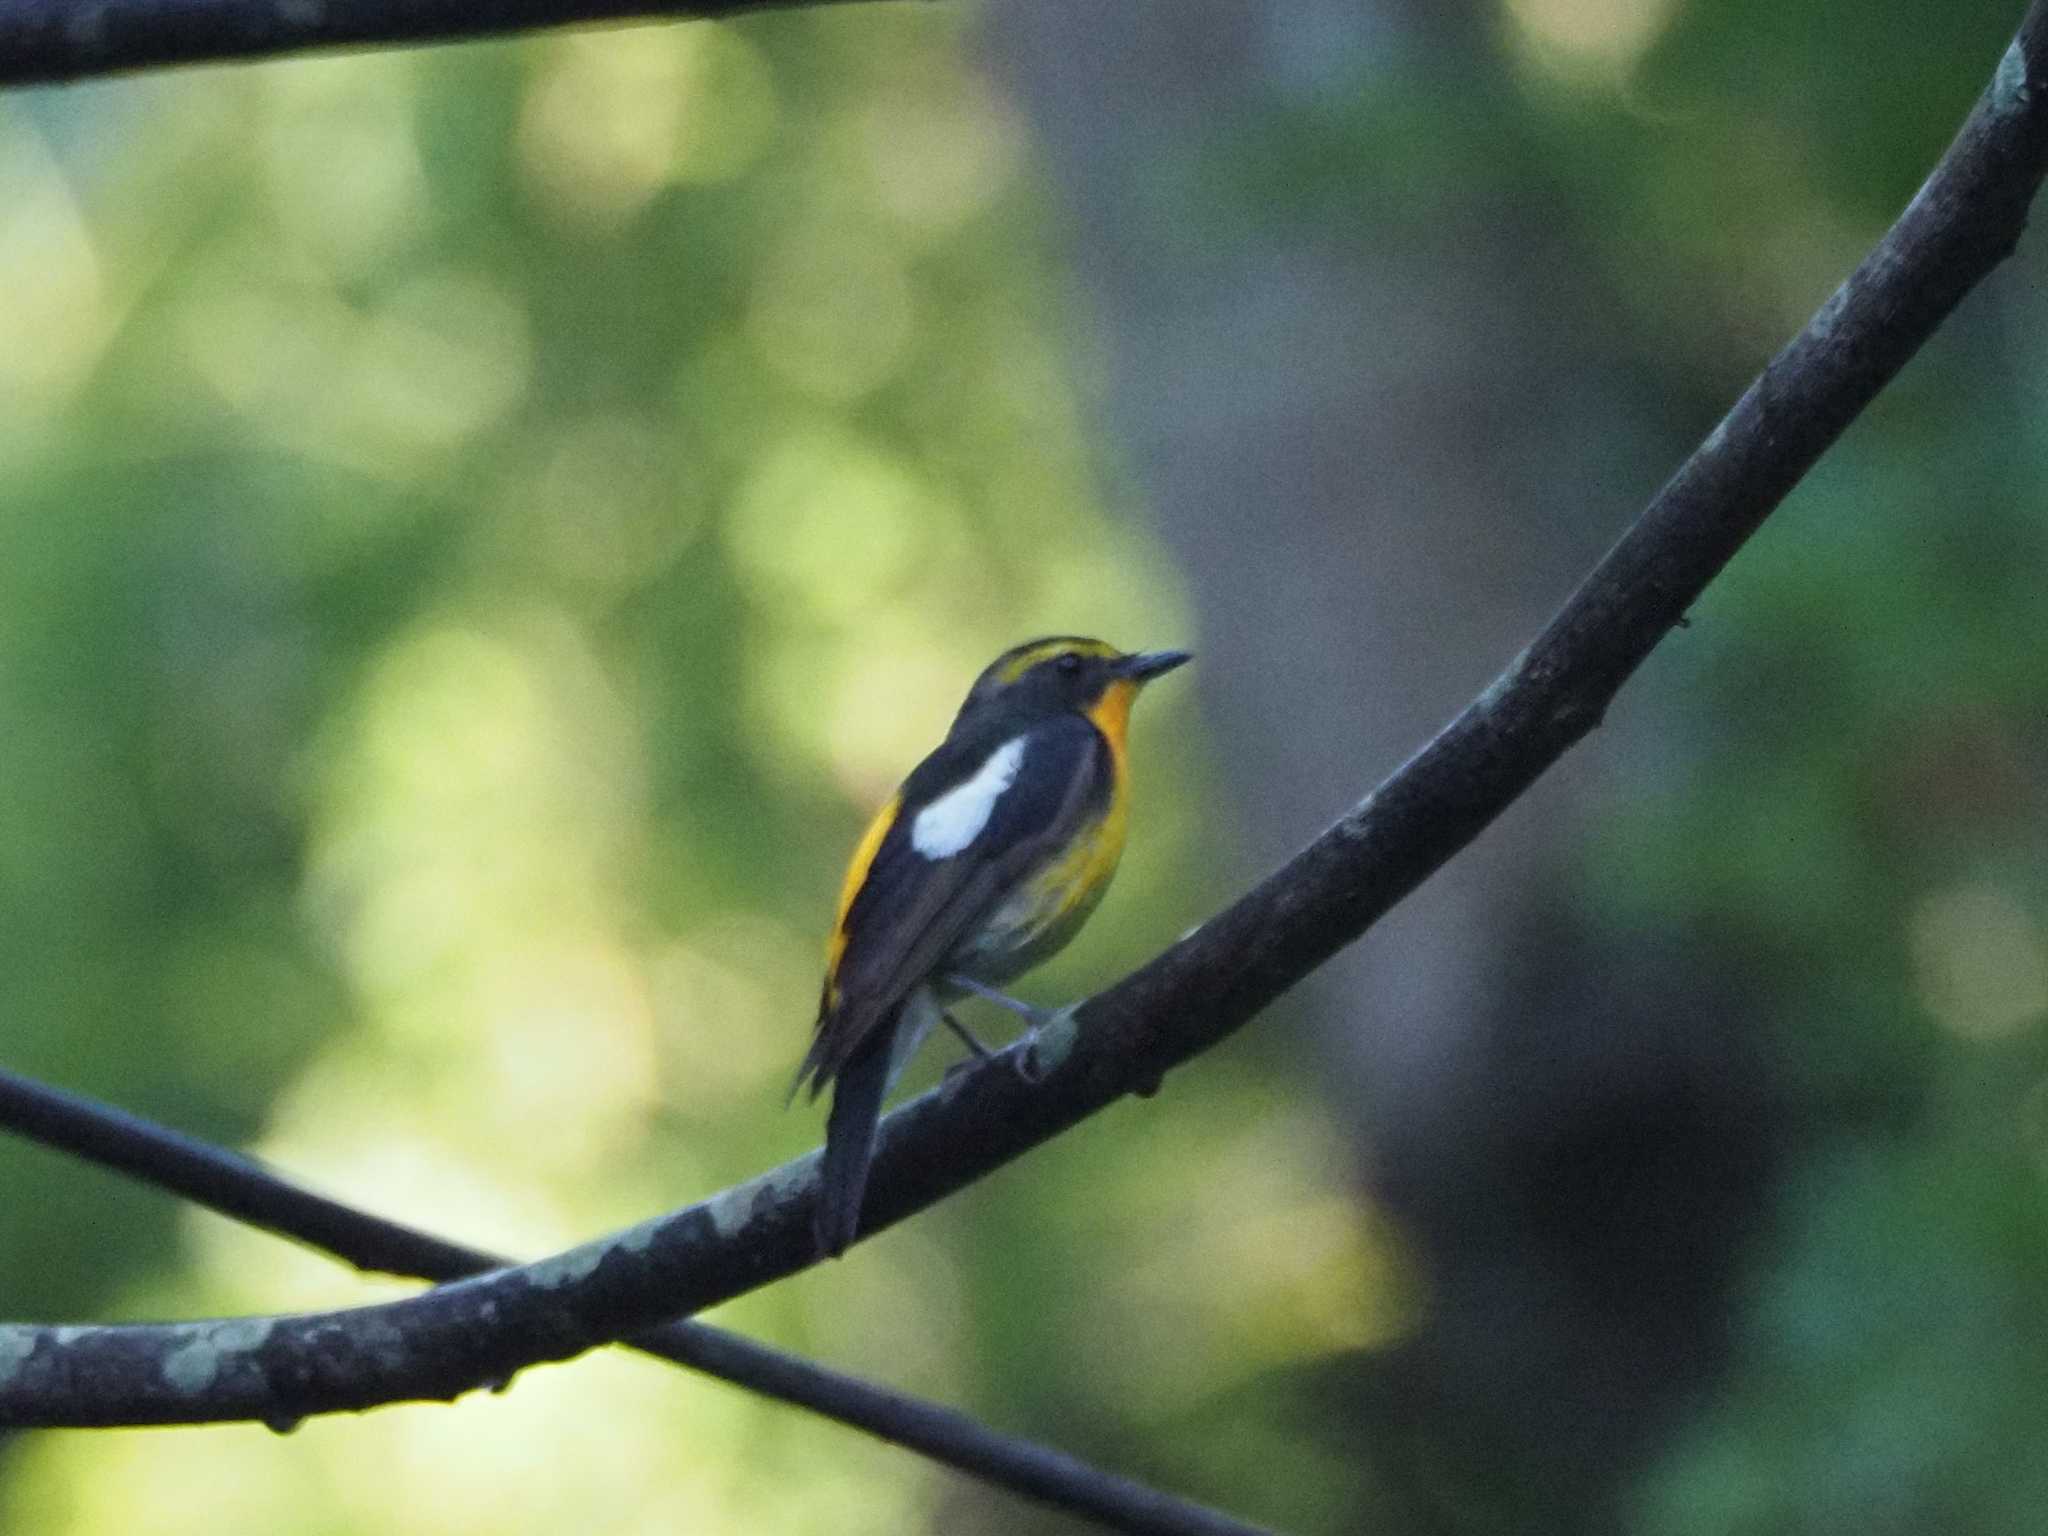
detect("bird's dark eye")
[1055,652,1082,677]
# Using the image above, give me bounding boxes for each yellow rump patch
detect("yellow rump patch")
[822,792,899,1008]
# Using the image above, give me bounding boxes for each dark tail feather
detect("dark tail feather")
[816,1031,891,1258]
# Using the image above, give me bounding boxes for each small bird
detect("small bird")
[793,637,1191,1257]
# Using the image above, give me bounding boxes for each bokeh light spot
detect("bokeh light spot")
[499,413,705,593]
[350,268,533,448]
[725,427,937,621]
[518,28,779,227]
[856,71,1020,235]
[260,54,431,279]
[1910,883,2048,1042]
[1503,0,1686,83]
[746,223,914,401]
[0,115,112,414]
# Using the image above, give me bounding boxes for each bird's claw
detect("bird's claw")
[1014,1027,1050,1084]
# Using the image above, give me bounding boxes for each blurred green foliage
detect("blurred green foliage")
[0,8,1360,1533]
[0,0,2042,1532]
[1529,1,2048,1530]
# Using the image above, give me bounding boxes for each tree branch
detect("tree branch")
[0,0,2041,1433]
[0,0,891,88]
[0,1070,1273,1536]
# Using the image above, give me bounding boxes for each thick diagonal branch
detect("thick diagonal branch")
[0,0,2042,1432]
[0,1070,1272,1536]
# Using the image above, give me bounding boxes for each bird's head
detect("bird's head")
[955,636,1190,737]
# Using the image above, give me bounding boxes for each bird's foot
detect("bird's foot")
[944,976,1079,1084]
[1016,1003,1083,1084]
[1014,1024,1049,1084]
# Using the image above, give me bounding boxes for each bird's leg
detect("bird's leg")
[945,974,1059,1082]
[947,973,1057,1028]
[941,1008,997,1060]
[939,1009,999,1095]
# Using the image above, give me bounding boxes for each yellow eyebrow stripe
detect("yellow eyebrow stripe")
[995,638,1118,685]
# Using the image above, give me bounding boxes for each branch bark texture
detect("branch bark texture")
[0,0,884,86]
[0,0,2042,1432]
[0,1070,1272,1536]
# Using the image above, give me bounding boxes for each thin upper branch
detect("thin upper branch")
[0,0,891,87]
[0,0,2042,1433]
[0,1070,1273,1536]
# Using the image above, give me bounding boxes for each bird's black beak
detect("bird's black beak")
[1118,649,1192,684]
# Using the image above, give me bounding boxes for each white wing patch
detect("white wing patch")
[912,737,1027,858]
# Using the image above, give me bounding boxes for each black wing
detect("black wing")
[798,712,1111,1093]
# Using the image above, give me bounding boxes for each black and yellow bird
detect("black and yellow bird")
[793,637,1190,1257]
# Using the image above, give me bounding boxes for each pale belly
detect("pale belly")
[948,804,1126,986]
